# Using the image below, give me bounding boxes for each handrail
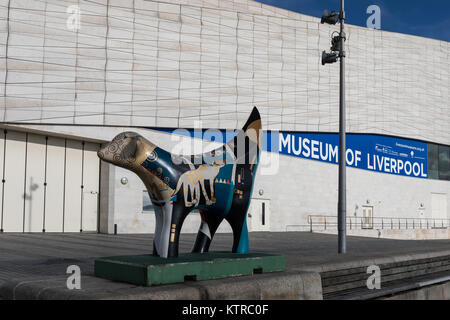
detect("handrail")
[307,214,450,232]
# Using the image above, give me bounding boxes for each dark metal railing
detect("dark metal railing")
[307,215,450,232]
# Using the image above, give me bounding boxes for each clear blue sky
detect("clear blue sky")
[257,0,450,42]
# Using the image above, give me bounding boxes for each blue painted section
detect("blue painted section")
[236,218,249,254]
[209,163,235,218]
[141,147,180,189]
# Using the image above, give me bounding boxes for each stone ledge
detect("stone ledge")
[0,271,323,300]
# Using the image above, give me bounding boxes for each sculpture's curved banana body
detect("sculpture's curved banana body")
[98,107,262,258]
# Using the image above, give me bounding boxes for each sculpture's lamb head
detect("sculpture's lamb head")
[98,132,173,204]
[97,132,156,171]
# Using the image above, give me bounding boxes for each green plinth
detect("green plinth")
[94,252,286,286]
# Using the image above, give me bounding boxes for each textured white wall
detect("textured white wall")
[0,0,449,145]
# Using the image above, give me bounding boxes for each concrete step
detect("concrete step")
[321,254,450,280]
[324,263,450,295]
[321,255,450,299]
[325,271,450,300]
[322,257,450,288]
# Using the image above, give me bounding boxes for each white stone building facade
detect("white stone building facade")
[0,0,448,239]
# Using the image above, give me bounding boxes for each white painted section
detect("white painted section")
[63,140,83,232]
[82,142,100,232]
[44,136,65,232]
[431,193,447,221]
[199,221,211,239]
[23,134,46,232]
[155,201,174,258]
[3,131,27,232]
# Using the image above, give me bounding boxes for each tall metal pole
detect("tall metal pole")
[338,0,347,254]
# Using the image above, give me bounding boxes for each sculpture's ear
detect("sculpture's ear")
[242,107,262,149]
[226,107,262,162]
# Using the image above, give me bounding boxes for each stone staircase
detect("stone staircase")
[321,255,450,300]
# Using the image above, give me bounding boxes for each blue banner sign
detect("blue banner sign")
[277,132,428,179]
[154,129,428,179]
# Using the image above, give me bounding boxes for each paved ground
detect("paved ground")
[1,231,449,284]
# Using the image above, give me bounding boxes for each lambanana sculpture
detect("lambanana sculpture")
[98,107,262,258]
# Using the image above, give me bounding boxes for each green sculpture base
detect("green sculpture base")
[94,252,286,286]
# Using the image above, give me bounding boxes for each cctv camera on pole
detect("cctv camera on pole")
[322,51,338,65]
[321,10,340,25]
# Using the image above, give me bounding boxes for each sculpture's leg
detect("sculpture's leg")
[166,200,191,258]
[193,183,200,205]
[225,208,250,254]
[152,242,158,256]
[199,180,211,205]
[152,204,164,256]
[192,210,223,253]
[153,201,174,258]
[183,182,191,206]
[225,164,253,254]
[209,179,216,202]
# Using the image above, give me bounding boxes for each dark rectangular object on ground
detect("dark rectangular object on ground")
[94,252,285,286]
